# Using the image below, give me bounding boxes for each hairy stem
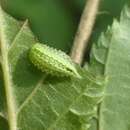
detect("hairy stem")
[70,0,101,64]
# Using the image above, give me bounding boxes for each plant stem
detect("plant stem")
[70,0,101,65]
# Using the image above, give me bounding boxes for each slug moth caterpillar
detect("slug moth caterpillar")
[29,43,81,78]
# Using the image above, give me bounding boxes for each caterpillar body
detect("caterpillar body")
[29,43,81,78]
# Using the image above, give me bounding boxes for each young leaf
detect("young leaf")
[0,6,105,130]
[90,5,130,130]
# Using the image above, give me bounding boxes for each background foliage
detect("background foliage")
[1,0,129,52]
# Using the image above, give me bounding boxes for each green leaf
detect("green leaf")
[90,5,130,130]
[91,0,128,44]
[0,6,105,130]
[0,66,8,130]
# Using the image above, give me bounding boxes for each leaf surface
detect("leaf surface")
[0,6,105,130]
[90,6,130,130]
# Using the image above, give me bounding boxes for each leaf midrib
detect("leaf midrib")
[0,10,28,130]
[0,32,17,130]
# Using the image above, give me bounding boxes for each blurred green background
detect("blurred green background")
[1,0,128,53]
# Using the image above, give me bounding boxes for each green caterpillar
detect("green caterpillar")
[29,43,81,78]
